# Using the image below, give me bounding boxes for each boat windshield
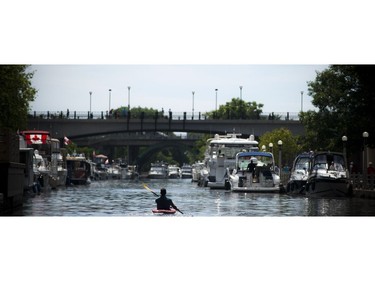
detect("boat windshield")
[238,155,273,170]
[151,167,165,172]
[295,157,310,170]
[313,154,345,171]
[210,145,253,159]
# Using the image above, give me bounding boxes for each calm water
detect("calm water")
[14,178,375,216]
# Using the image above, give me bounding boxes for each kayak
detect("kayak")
[152,208,176,214]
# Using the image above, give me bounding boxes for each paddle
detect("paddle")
[142,183,184,214]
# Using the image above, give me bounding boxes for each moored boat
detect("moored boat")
[122,164,139,180]
[49,138,67,188]
[285,152,312,195]
[19,130,62,191]
[304,151,351,197]
[92,154,109,180]
[148,162,169,179]
[192,161,205,183]
[168,165,181,178]
[203,133,259,189]
[229,151,281,193]
[181,164,192,179]
[66,154,91,185]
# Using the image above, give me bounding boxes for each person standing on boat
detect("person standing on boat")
[156,188,178,210]
[247,159,256,178]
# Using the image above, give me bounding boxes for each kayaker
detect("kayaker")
[155,188,178,210]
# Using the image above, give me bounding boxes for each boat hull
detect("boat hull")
[305,178,350,197]
[231,186,281,193]
[148,174,168,179]
[207,180,231,190]
[285,180,306,195]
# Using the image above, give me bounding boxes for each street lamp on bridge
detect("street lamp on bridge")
[215,89,218,111]
[108,89,111,115]
[89,91,92,115]
[128,86,131,111]
[192,91,195,119]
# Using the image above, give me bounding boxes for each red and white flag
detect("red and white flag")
[64,136,71,145]
[25,133,48,144]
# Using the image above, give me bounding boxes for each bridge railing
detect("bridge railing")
[29,111,301,121]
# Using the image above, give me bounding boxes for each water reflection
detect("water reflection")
[11,179,375,216]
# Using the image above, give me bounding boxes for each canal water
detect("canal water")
[15,178,375,216]
[4,179,375,281]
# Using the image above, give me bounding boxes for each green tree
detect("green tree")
[300,65,375,154]
[113,106,162,119]
[206,98,264,119]
[259,128,301,167]
[0,65,37,131]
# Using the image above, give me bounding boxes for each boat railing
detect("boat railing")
[28,110,301,121]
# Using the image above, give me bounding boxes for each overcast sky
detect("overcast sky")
[29,64,328,115]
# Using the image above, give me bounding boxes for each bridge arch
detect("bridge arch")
[134,141,192,172]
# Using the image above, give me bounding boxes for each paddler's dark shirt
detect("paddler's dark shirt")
[155,195,177,210]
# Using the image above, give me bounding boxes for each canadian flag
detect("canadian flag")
[25,134,48,144]
[64,136,71,145]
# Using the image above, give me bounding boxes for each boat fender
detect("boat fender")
[225,179,231,190]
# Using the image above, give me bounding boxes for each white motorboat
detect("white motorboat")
[107,164,123,179]
[92,154,109,180]
[181,164,193,179]
[20,130,67,191]
[148,162,169,179]
[203,133,259,189]
[33,149,51,191]
[168,165,181,178]
[49,138,67,188]
[229,151,281,193]
[285,152,312,195]
[122,165,139,180]
[192,161,205,183]
[305,151,351,197]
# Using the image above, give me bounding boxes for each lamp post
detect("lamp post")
[127,86,131,111]
[278,140,283,175]
[261,145,266,152]
[89,91,92,116]
[342,135,348,166]
[300,91,303,112]
[215,89,218,111]
[192,91,195,119]
[269,142,273,154]
[363,132,369,187]
[239,86,243,119]
[108,89,111,115]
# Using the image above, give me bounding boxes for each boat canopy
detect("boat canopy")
[237,151,273,158]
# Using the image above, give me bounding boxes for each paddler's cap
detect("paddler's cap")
[160,188,166,195]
